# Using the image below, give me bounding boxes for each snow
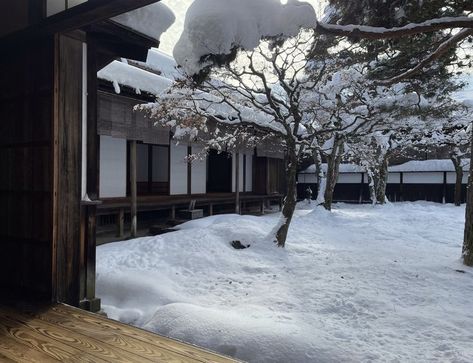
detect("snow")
[302,163,366,174]
[111,2,175,41]
[97,60,173,96]
[146,48,184,80]
[302,159,470,175]
[97,202,473,363]
[173,0,317,74]
[389,159,470,172]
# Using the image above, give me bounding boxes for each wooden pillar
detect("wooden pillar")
[117,208,124,238]
[130,140,138,238]
[400,172,404,202]
[209,203,214,216]
[443,171,447,204]
[171,205,176,220]
[235,152,241,214]
[359,173,364,204]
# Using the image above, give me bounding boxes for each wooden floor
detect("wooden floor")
[0,303,240,363]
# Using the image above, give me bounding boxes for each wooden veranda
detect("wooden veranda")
[0,304,239,363]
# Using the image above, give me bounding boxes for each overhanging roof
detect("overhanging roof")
[0,0,160,51]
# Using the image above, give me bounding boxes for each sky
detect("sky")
[158,0,326,55]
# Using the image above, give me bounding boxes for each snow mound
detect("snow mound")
[173,0,317,74]
[98,203,473,362]
[112,3,175,41]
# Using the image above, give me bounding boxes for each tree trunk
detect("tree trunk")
[275,148,298,248]
[451,155,463,207]
[323,137,343,211]
[313,149,326,205]
[375,155,389,204]
[462,131,473,266]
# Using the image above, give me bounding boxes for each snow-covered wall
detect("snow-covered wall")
[191,145,206,195]
[170,143,188,195]
[99,136,127,198]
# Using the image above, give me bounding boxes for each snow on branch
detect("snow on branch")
[173,0,317,75]
[316,16,473,40]
[377,28,473,85]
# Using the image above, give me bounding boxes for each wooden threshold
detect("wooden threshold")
[0,303,241,363]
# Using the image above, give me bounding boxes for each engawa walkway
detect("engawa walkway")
[0,303,240,362]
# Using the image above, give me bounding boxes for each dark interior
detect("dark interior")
[207,150,232,193]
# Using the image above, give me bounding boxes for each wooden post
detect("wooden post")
[130,140,137,238]
[235,152,241,214]
[209,203,214,216]
[443,171,447,204]
[171,205,176,220]
[261,200,265,215]
[117,208,124,238]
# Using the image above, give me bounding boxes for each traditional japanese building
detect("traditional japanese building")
[0,0,175,311]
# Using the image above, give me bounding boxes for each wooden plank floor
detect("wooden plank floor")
[0,304,240,363]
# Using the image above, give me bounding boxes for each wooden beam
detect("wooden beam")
[235,152,240,214]
[130,140,138,238]
[0,0,159,51]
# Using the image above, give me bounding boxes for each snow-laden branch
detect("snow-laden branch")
[316,16,473,39]
[377,28,473,85]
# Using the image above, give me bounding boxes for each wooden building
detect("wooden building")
[0,0,177,311]
[94,51,286,235]
[297,160,469,204]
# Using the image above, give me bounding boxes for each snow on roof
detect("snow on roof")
[146,48,184,80]
[389,159,470,172]
[98,60,172,96]
[111,3,175,41]
[454,73,473,108]
[173,0,317,74]
[301,159,470,174]
[302,164,366,174]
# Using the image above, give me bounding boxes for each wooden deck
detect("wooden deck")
[0,304,240,363]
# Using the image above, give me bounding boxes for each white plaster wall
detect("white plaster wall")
[387,172,401,184]
[245,153,253,192]
[47,0,87,16]
[191,145,206,194]
[99,136,127,198]
[170,143,188,195]
[232,153,245,192]
[338,173,362,184]
[403,172,443,184]
[447,171,470,184]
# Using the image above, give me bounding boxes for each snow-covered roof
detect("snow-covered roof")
[98,60,172,96]
[146,49,184,80]
[111,2,175,41]
[300,159,470,174]
[302,163,366,174]
[454,74,473,108]
[389,159,470,172]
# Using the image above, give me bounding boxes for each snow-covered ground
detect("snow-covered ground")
[97,202,473,363]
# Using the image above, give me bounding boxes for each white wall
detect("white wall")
[338,173,362,184]
[232,152,245,192]
[446,171,470,184]
[245,153,253,192]
[403,172,444,184]
[191,145,206,194]
[99,136,127,198]
[170,143,188,195]
[47,0,87,16]
[387,172,401,184]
